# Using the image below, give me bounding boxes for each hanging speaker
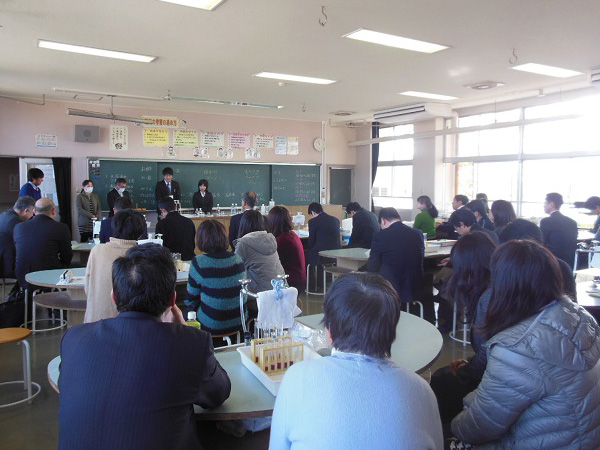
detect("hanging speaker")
[75,125,100,143]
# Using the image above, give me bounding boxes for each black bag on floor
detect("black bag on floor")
[0,287,25,328]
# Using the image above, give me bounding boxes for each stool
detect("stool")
[31,291,86,333]
[1,278,17,299]
[450,302,470,346]
[0,328,41,408]
[404,300,424,319]
[213,331,240,346]
[306,264,325,296]
[323,266,353,292]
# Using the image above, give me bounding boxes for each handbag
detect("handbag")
[0,286,25,328]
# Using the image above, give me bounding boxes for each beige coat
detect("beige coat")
[84,238,138,323]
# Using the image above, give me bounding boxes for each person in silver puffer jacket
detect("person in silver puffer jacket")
[452,240,600,449]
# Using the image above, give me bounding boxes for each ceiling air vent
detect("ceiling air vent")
[373,103,452,125]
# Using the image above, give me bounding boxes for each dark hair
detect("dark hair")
[27,168,44,181]
[585,196,600,210]
[482,240,563,339]
[490,200,516,227]
[198,179,209,189]
[444,232,496,322]
[346,202,361,214]
[466,200,488,217]
[546,192,564,209]
[267,206,293,238]
[14,196,36,212]
[162,167,174,176]
[417,195,438,219]
[111,209,146,240]
[112,243,176,317]
[476,193,489,212]
[308,202,323,215]
[80,179,92,193]
[454,194,469,206]
[498,218,542,244]
[449,208,477,228]
[115,178,127,186]
[196,219,229,253]
[323,272,401,359]
[242,191,257,209]
[238,209,266,238]
[378,207,401,222]
[158,196,176,212]
[113,197,133,212]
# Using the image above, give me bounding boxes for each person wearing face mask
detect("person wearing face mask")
[107,178,132,218]
[76,180,101,242]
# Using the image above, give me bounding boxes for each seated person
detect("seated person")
[229,191,257,248]
[155,196,196,260]
[305,202,340,272]
[436,194,468,239]
[584,195,600,235]
[0,196,35,282]
[414,195,438,239]
[270,272,443,449]
[84,209,146,323]
[59,244,231,450]
[448,208,499,244]
[490,199,516,237]
[465,199,495,231]
[186,220,246,336]
[267,206,306,290]
[99,197,148,243]
[346,201,379,249]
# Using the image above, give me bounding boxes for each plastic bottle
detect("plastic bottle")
[186,311,201,329]
[216,204,221,216]
[231,203,235,215]
[260,203,266,214]
[269,199,275,210]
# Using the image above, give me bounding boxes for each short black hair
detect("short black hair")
[14,196,36,212]
[323,272,401,359]
[115,178,127,186]
[242,191,257,208]
[454,195,469,206]
[346,202,361,214]
[238,209,266,238]
[158,196,176,212]
[81,179,92,187]
[490,200,516,227]
[585,196,600,210]
[465,199,487,217]
[378,207,401,222]
[112,243,177,317]
[198,179,209,189]
[308,202,323,215]
[162,167,174,176]
[27,168,44,181]
[499,218,542,244]
[449,208,477,228]
[267,206,293,238]
[112,209,147,240]
[546,192,564,209]
[113,197,133,212]
[196,219,229,253]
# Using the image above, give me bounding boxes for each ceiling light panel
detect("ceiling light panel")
[254,72,337,85]
[38,40,156,63]
[400,91,457,101]
[158,0,225,10]
[511,63,582,78]
[343,29,448,54]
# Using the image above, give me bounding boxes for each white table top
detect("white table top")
[319,244,452,261]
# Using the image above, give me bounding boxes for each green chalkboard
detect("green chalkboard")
[272,165,320,205]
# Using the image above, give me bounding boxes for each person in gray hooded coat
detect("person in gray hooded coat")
[452,240,600,449]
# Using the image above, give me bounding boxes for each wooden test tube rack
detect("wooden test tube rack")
[251,337,304,375]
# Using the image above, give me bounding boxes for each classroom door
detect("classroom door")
[20,158,59,208]
[329,167,352,206]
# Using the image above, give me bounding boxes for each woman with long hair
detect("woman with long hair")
[452,240,600,448]
[490,199,516,237]
[267,206,306,290]
[466,199,495,231]
[414,195,438,239]
[76,179,101,242]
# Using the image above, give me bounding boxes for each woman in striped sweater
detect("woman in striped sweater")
[185,219,246,336]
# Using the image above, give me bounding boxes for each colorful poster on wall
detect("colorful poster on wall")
[35,134,58,149]
[253,134,273,149]
[275,136,287,155]
[228,133,251,149]
[201,131,225,147]
[217,147,234,159]
[143,128,169,146]
[245,148,261,159]
[287,137,299,155]
[173,130,198,147]
[165,146,177,158]
[193,146,210,159]
[109,125,128,151]
[142,116,182,128]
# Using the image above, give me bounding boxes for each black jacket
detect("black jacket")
[540,211,578,269]
[192,191,214,214]
[306,212,341,266]
[0,209,21,278]
[155,180,182,213]
[155,211,196,260]
[107,189,132,217]
[348,208,380,249]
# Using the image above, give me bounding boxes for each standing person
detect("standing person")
[0,197,35,282]
[192,179,213,214]
[106,178,131,217]
[228,191,257,247]
[76,179,101,243]
[414,195,438,239]
[84,210,145,323]
[451,240,600,448]
[267,206,306,290]
[540,192,578,269]
[155,167,181,216]
[59,244,231,450]
[186,220,246,336]
[19,167,44,201]
[490,199,516,237]
[345,202,379,249]
[270,272,444,450]
[155,196,196,261]
[466,199,495,231]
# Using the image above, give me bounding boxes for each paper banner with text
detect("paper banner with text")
[228,133,251,149]
[174,130,198,147]
[143,128,169,147]
[201,131,225,147]
[142,116,183,128]
[35,134,58,149]
[109,125,128,151]
[275,136,287,155]
[287,137,299,155]
[253,134,274,149]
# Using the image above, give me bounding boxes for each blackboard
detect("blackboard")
[329,167,352,206]
[90,159,320,211]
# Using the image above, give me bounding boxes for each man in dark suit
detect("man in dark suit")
[106,177,132,217]
[58,244,231,450]
[346,201,379,249]
[99,197,148,243]
[367,207,424,309]
[540,192,578,269]
[228,191,257,248]
[0,197,35,280]
[449,208,499,245]
[14,198,72,289]
[155,196,196,260]
[436,194,469,240]
[155,167,181,215]
[305,202,341,267]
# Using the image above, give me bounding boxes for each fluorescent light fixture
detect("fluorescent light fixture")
[158,0,225,10]
[400,91,457,101]
[169,94,283,109]
[54,87,164,101]
[511,63,582,78]
[343,28,448,54]
[66,108,155,124]
[38,40,156,63]
[254,72,336,85]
